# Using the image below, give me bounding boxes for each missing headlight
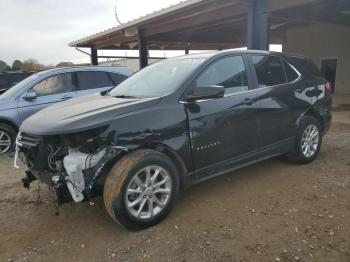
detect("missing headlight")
[62,126,109,151]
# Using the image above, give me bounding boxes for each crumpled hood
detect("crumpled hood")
[20,94,161,135]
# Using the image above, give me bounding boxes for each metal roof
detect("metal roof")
[69,0,205,47]
[69,0,350,51]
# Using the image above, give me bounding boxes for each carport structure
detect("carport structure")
[69,0,350,95]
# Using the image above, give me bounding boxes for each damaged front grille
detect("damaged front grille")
[18,132,42,148]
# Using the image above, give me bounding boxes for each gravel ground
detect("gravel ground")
[0,110,349,262]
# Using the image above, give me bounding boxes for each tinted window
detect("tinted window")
[251,55,286,87]
[196,56,249,95]
[108,73,127,86]
[283,61,299,82]
[288,57,322,77]
[77,71,112,90]
[33,73,74,97]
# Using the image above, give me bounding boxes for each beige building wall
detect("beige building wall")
[100,58,163,72]
[284,23,350,94]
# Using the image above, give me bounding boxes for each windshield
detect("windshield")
[109,58,205,98]
[0,72,42,99]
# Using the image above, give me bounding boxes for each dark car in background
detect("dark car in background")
[0,72,33,94]
[16,50,332,230]
[0,66,132,154]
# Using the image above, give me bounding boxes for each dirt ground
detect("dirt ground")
[0,110,349,262]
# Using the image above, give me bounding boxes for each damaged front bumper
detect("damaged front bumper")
[15,131,127,205]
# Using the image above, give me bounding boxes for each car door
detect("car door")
[185,55,261,170]
[75,71,114,96]
[248,54,295,148]
[17,72,76,123]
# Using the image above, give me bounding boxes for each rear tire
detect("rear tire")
[0,123,16,155]
[287,116,322,164]
[103,149,180,230]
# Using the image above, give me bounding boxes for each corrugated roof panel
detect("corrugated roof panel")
[69,0,205,47]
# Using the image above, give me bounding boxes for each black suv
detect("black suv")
[16,50,332,229]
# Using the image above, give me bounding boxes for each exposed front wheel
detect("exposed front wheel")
[103,149,180,230]
[288,117,322,164]
[0,123,16,155]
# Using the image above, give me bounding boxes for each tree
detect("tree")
[12,60,23,71]
[0,60,9,72]
[56,61,74,68]
[20,58,44,72]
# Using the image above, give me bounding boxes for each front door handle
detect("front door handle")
[243,98,254,105]
[61,95,73,100]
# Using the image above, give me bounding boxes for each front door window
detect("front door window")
[195,56,249,95]
[32,73,74,96]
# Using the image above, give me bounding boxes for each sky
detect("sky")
[0,0,281,66]
[0,0,183,66]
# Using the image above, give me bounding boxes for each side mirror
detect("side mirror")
[22,91,37,101]
[185,85,225,102]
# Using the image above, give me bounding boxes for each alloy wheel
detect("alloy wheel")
[125,166,172,220]
[301,124,319,158]
[0,131,11,154]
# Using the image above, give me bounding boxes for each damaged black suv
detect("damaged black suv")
[15,50,332,229]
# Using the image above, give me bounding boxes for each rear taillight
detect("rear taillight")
[324,82,332,93]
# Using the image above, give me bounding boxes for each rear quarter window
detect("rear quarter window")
[286,56,322,78]
[283,61,299,82]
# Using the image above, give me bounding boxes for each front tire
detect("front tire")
[103,149,180,230]
[288,116,322,164]
[0,123,16,155]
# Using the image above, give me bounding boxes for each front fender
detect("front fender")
[99,103,193,173]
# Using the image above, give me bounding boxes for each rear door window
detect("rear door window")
[76,71,112,90]
[251,55,287,88]
[195,56,249,95]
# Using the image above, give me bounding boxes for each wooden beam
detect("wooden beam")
[148,40,242,50]
[268,0,318,11]
[93,35,137,49]
[176,16,247,35]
